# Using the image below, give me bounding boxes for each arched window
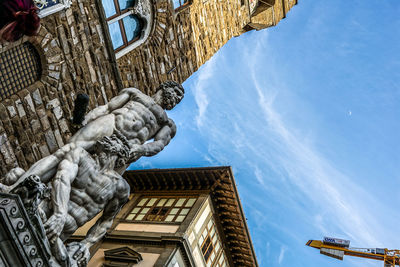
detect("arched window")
[101,0,143,51]
[0,42,42,101]
[172,0,190,10]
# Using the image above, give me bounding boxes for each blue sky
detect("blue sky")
[129,1,400,266]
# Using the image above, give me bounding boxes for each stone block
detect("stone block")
[0,133,16,165]
[44,130,58,153]
[39,145,50,158]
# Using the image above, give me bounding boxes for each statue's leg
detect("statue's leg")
[22,154,59,181]
[51,237,71,267]
[0,167,25,185]
[6,144,76,192]
[67,114,115,151]
[60,214,78,242]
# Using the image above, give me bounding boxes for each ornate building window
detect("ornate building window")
[172,0,189,10]
[172,0,192,11]
[0,42,42,101]
[199,218,227,267]
[101,0,143,52]
[100,0,153,58]
[34,0,72,17]
[126,196,197,223]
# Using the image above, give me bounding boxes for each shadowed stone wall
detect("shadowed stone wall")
[0,0,119,174]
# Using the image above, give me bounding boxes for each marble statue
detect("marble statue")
[0,81,184,266]
[8,80,184,189]
[5,134,130,266]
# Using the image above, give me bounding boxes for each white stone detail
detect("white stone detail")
[194,201,211,234]
[36,0,72,18]
[115,0,154,59]
[15,99,26,118]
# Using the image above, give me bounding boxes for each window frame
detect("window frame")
[124,195,198,224]
[199,218,226,266]
[172,0,191,12]
[201,235,214,263]
[103,0,142,52]
[0,42,42,101]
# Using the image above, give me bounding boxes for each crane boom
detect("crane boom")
[306,237,400,266]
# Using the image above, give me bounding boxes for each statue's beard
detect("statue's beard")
[95,153,127,171]
[162,91,178,110]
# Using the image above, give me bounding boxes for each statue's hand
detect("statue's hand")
[121,87,140,96]
[0,184,10,193]
[80,117,89,127]
[44,213,65,242]
[67,242,90,267]
[129,144,145,161]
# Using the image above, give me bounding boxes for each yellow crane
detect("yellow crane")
[306,237,400,266]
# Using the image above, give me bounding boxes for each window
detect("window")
[101,0,142,51]
[199,218,227,267]
[172,0,190,10]
[0,42,41,101]
[166,249,185,267]
[215,253,227,267]
[126,196,197,223]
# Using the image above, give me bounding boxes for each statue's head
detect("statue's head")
[154,81,184,110]
[95,132,131,169]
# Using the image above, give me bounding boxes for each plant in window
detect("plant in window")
[0,0,40,42]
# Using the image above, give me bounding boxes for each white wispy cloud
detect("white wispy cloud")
[278,245,286,264]
[249,68,381,246]
[188,12,398,265]
[192,56,218,128]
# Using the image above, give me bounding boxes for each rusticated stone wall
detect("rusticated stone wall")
[0,0,119,175]
[116,0,197,95]
[249,0,297,30]
[117,0,298,95]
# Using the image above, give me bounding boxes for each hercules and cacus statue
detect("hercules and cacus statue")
[0,81,184,267]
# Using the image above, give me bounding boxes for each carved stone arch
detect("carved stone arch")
[146,0,170,48]
[145,0,192,47]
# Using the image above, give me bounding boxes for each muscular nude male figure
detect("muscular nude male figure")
[6,81,184,191]
[70,80,184,157]
[39,134,131,266]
